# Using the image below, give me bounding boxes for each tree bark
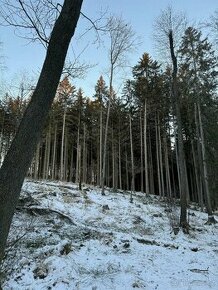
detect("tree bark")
[101,65,113,195]
[60,108,66,181]
[197,103,216,223]
[0,0,83,263]
[169,30,189,230]
[51,123,57,180]
[129,114,135,195]
[140,110,144,192]
[144,100,149,194]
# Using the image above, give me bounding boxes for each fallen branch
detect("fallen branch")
[189,268,209,273]
[23,206,77,225]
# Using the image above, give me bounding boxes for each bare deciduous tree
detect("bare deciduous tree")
[101,15,137,195]
[153,6,189,232]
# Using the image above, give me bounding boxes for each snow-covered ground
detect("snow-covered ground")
[1,180,218,290]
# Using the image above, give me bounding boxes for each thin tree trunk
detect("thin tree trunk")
[148,128,155,194]
[46,123,51,179]
[82,124,87,184]
[51,123,57,180]
[118,134,122,190]
[163,131,172,197]
[140,110,144,192]
[60,108,66,181]
[144,100,149,194]
[99,103,103,186]
[129,114,135,199]
[64,128,68,181]
[125,148,129,190]
[101,64,114,195]
[169,30,189,230]
[76,127,80,183]
[158,115,164,195]
[112,128,115,189]
[43,133,48,180]
[197,103,216,223]
[69,142,74,182]
[155,114,161,196]
[34,142,40,180]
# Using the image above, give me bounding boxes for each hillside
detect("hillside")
[1,180,218,290]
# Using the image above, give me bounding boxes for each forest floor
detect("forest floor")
[1,179,218,290]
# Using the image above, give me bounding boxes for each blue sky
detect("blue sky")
[0,0,217,96]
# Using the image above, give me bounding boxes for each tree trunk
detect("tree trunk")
[118,134,122,190]
[144,100,149,194]
[76,127,80,183]
[125,148,129,190]
[60,108,66,181]
[158,115,164,195]
[148,128,155,194]
[34,142,40,180]
[64,128,68,180]
[197,103,216,223]
[82,124,87,184]
[140,110,144,192]
[99,104,103,186]
[155,114,161,196]
[129,114,135,197]
[163,131,172,197]
[169,30,189,231]
[0,0,83,263]
[101,64,114,195]
[69,142,74,182]
[51,123,57,180]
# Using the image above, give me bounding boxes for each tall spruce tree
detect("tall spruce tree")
[179,27,218,222]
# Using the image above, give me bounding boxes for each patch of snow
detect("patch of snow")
[1,180,218,290]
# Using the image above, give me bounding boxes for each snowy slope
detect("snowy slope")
[1,180,218,290]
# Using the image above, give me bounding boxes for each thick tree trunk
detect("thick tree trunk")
[0,0,83,263]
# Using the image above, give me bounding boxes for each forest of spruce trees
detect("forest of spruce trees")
[0,26,217,221]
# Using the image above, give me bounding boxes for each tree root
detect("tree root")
[180,221,190,234]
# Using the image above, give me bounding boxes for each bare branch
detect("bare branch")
[106,15,140,69]
[0,0,60,47]
[153,5,187,63]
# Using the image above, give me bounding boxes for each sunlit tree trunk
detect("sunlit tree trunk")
[60,108,66,181]
[140,110,144,192]
[129,114,135,198]
[51,123,57,180]
[144,100,149,194]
